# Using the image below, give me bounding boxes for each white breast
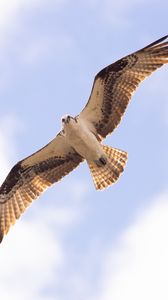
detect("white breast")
[64,118,104,162]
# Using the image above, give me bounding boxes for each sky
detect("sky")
[0,0,168,299]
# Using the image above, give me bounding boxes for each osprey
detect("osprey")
[0,35,168,242]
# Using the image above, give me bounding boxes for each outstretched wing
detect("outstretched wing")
[79,35,168,139]
[0,133,83,242]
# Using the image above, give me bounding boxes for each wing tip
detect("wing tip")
[140,34,168,51]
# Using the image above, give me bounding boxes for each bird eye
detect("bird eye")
[62,118,65,122]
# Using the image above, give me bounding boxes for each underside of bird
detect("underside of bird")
[0,34,168,243]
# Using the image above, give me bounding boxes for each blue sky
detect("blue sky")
[0,1,168,299]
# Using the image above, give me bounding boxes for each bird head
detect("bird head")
[61,115,72,125]
[61,115,78,126]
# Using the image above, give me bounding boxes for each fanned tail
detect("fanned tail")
[88,145,128,190]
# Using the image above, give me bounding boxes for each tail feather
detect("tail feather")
[88,145,128,190]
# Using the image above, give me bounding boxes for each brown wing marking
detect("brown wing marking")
[79,35,168,138]
[0,152,83,242]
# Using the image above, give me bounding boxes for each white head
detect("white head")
[61,115,78,127]
[62,115,71,125]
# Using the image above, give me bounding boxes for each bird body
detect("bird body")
[62,116,104,162]
[0,35,168,242]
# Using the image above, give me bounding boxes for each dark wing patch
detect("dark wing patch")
[96,56,130,79]
[79,35,168,139]
[0,163,23,196]
[94,55,138,137]
[0,143,83,242]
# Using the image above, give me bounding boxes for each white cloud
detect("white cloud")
[0,0,76,87]
[0,218,62,300]
[97,192,168,300]
[0,0,39,39]
[0,193,86,300]
[0,0,67,48]
[0,0,65,31]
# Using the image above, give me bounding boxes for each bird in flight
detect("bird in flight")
[0,35,168,243]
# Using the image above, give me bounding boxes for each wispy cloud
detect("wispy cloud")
[0,218,63,300]
[0,0,65,35]
[0,0,41,42]
[0,0,76,91]
[0,0,70,60]
[96,192,168,300]
[0,191,88,300]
